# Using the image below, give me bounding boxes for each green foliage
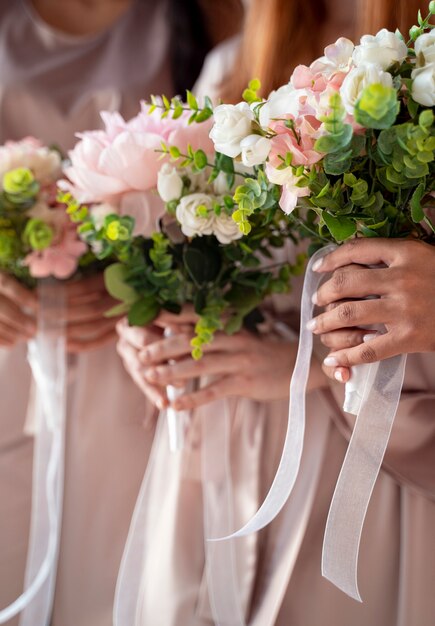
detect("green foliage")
[23,218,54,250]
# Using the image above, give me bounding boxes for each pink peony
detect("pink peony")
[62,105,213,205]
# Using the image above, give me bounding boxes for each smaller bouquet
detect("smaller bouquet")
[0,138,89,285]
[65,103,304,360]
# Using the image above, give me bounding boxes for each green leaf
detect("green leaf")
[410,182,425,222]
[186,90,199,111]
[104,263,138,304]
[128,297,160,326]
[322,212,357,241]
[193,149,208,170]
[104,302,131,318]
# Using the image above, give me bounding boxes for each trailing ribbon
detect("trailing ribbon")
[210,244,336,541]
[322,353,407,600]
[163,327,193,452]
[212,245,407,602]
[0,280,66,625]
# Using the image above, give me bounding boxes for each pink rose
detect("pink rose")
[62,106,213,205]
[24,223,87,279]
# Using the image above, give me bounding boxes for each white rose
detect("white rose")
[411,63,435,106]
[175,193,215,238]
[90,202,117,230]
[209,103,254,158]
[240,134,271,167]
[213,211,243,244]
[415,31,435,67]
[340,63,394,114]
[353,29,407,70]
[259,83,303,127]
[213,171,232,195]
[311,37,355,75]
[157,163,183,202]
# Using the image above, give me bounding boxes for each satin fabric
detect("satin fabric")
[0,2,170,624]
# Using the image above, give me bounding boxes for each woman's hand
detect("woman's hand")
[116,318,169,409]
[63,274,120,353]
[132,308,327,410]
[309,239,435,381]
[0,273,38,348]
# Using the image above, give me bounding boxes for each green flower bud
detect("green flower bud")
[429,1,435,15]
[3,167,39,200]
[105,219,129,242]
[355,83,399,129]
[23,218,54,251]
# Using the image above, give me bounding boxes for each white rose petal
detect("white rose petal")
[415,31,435,67]
[259,83,303,127]
[175,193,215,238]
[213,171,232,195]
[311,37,355,75]
[90,202,117,230]
[340,63,394,115]
[157,163,183,203]
[353,29,407,70]
[209,103,254,158]
[412,63,435,106]
[213,211,243,244]
[240,134,271,167]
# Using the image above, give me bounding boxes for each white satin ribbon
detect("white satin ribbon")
[0,280,66,625]
[201,398,246,626]
[210,244,337,541]
[211,244,407,602]
[322,353,407,600]
[164,327,192,452]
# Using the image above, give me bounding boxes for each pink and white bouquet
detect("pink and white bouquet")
[0,138,89,283]
[190,3,435,604]
[65,101,301,359]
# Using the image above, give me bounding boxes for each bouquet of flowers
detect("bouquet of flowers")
[181,3,434,603]
[0,137,90,285]
[63,103,304,360]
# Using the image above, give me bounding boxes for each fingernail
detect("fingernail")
[311,292,318,305]
[324,355,339,367]
[363,333,376,342]
[334,370,344,382]
[312,258,324,272]
[306,318,317,331]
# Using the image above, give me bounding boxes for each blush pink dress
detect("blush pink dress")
[0,2,171,625]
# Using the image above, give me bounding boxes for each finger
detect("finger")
[129,368,168,410]
[66,317,118,341]
[0,324,21,346]
[171,375,239,411]
[315,267,389,306]
[0,273,38,311]
[67,329,117,353]
[140,329,252,366]
[307,299,390,335]
[154,306,198,328]
[313,239,402,273]
[116,318,163,350]
[64,273,106,299]
[144,352,247,386]
[322,332,397,368]
[0,299,37,336]
[319,328,377,350]
[322,362,351,383]
[116,336,142,371]
[59,296,117,323]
